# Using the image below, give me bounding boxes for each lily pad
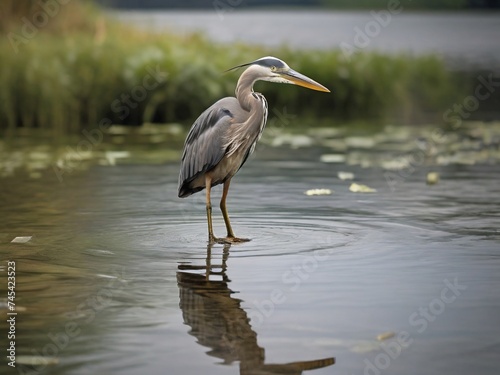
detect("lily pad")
[349,183,376,193]
[426,172,440,185]
[337,171,355,180]
[377,331,396,341]
[271,134,314,149]
[307,127,344,138]
[320,154,346,163]
[345,136,376,149]
[105,151,131,166]
[11,236,32,243]
[304,189,332,196]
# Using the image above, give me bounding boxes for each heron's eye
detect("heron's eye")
[270,66,277,72]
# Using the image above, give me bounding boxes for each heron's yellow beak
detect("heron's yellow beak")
[281,69,330,93]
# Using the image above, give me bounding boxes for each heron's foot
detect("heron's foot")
[210,236,250,244]
[226,236,251,244]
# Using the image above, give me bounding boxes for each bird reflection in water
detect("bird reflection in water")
[177,244,335,375]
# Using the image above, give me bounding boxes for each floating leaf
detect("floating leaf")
[426,172,440,185]
[320,154,346,163]
[105,151,131,166]
[345,136,376,149]
[337,171,355,180]
[307,127,344,138]
[304,189,332,196]
[377,331,396,341]
[381,158,410,170]
[349,183,376,193]
[11,236,32,243]
[271,134,314,148]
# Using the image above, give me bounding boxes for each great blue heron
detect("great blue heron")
[178,56,330,244]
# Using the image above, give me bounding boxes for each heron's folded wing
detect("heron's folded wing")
[178,106,233,197]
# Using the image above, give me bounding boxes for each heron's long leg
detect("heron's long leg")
[220,178,235,238]
[220,179,250,243]
[205,175,216,243]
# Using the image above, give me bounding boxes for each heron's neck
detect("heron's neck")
[235,70,259,112]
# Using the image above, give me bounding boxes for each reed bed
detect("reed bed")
[0,1,463,136]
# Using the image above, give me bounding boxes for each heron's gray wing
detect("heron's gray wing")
[178,104,233,198]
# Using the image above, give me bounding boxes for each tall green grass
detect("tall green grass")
[0,1,464,136]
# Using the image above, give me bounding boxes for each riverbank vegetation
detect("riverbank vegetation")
[0,0,474,137]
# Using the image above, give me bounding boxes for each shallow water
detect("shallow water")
[1,128,500,375]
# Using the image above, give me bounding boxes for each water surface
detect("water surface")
[1,124,499,374]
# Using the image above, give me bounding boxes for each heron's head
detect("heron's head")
[227,56,330,93]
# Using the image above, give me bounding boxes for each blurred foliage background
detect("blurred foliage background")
[0,0,496,137]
